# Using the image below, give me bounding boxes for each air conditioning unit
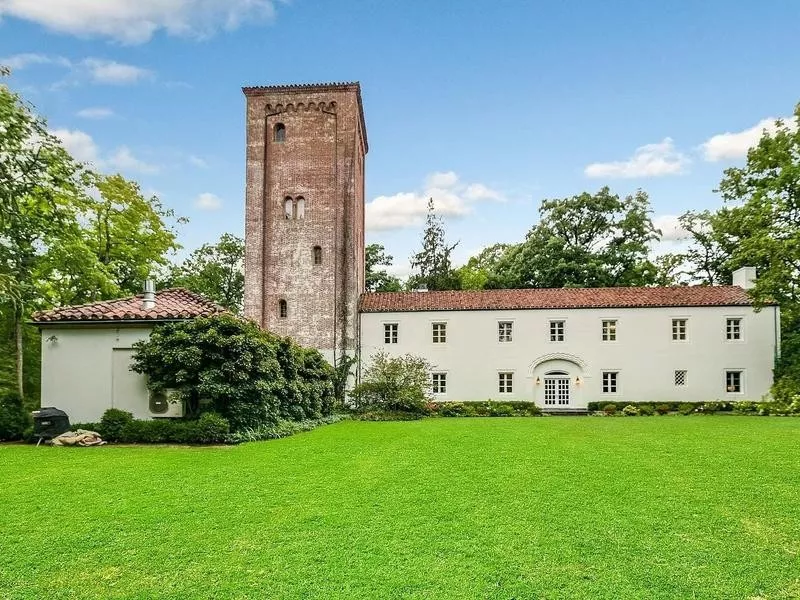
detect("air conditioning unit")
[148,389,184,418]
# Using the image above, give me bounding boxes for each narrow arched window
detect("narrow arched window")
[279,299,287,318]
[274,123,286,142]
[313,246,322,265]
[284,196,293,219]
[295,196,305,219]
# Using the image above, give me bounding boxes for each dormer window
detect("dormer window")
[274,123,286,142]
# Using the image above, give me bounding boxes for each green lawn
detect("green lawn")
[2,418,799,600]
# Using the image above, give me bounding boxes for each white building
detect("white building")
[359,268,779,410]
[32,288,225,423]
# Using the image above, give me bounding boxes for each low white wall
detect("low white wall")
[40,326,153,423]
[359,305,780,408]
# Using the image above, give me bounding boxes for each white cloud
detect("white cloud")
[81,58,152,84]
[1,53,152,86]
[653,215,687,242]
[188,155,208,168]
[0,52,70,70]
[701,116,796,162]
[366,171,504,231]
[107,146,159,174]
[0,0,282,44]
[76,107,115,119]
[51,128,100,163]
[51,128,158,174]
[585,138,689,179]
[195,192,222,211]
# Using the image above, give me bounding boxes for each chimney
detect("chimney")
[142,280,156,310]
[732,267,757,290]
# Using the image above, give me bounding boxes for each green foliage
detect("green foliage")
[602,403,617,415]
[0,390,29,440]
[365,243,402,292]
[224,414,347,444]
[408,198,460,291]
[638,404,655,416]
[493,187,661,288]
[100,408,134,442]
[429,401,542,417]
[167,233,244,312]
[112,413,230,444]
[130,314,335,431]
[678,403,696,415]
[353,410,424,421]
[351,352,433,413]
[655,404,671,415]
[621,404,640,416]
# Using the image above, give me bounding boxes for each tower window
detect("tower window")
[313,246,322,265]
[284,197,293,219]
[279,299,287,318]
[274,123,286,142]
[295,196,305,219]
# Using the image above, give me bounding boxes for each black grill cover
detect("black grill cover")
[33,407,71,439]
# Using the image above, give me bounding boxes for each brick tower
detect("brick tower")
[242,82,367,365]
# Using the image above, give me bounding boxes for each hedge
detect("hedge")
[428,401,543,418]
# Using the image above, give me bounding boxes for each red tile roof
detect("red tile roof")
[360,286,758,313]
[32,289,227,324]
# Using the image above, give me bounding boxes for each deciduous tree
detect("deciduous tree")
[365,243,402,292]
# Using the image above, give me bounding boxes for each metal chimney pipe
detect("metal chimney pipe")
[142,280,156,310]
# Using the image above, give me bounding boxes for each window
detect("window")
[602,371,618,394]
[432,322,447,343]
[295,196,305,219]
[384,323,398,344]
[273,123,286,142]
[550,320,565,342]
[313,245,322,265]
[726,370,743,393]
[602,319,617,341]
[498,372,513,393]
[283,196,293,219]
[672,318,687,341]
[498,321,513,342]
[432,372,447,395]
[278,299,287,318]
[674,370,687,386]
[726,318,742,340]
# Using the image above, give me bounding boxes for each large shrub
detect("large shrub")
[100,408,134,442]
[0,391,30,441]
[130,314,335,431]
[351,352,433,413]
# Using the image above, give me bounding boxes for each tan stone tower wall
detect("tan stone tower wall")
[242,83,367,365]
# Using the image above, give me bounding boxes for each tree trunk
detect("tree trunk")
[14,309,24,398]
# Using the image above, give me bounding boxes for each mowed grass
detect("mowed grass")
[2,418,800,599]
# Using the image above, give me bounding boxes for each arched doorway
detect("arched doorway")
[529,353,587,409]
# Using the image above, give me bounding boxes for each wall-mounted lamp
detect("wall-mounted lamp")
[575,376,582,386]
[46,335,59,344]
[535,377,541,386]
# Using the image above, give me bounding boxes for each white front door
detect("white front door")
[543,375,571,406]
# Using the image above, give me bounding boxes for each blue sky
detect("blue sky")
[1,0,799,277]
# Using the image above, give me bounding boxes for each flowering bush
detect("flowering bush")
[621,405,639,416]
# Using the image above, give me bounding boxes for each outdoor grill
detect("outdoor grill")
[32,407,71,443]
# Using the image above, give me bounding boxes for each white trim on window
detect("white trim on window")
[431,371,448,395]
[497,320,514,343]
[724,369,745,395]
[725,316,745,342]
[674,369,687,387]
[601,318,618,342]
[549,319,566,343]
[671,317,689,342]
[498,371,514,394]
[601,370,620,395]
[431,321,447,344]
[383,322,398,344]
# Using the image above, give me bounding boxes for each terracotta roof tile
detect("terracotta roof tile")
[360,286,758,313]
[32,288,227,323]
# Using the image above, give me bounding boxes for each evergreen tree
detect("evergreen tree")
[408,199,460,291]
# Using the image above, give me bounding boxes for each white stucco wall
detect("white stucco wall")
[39,326,153,423]
[359,305,780,408]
